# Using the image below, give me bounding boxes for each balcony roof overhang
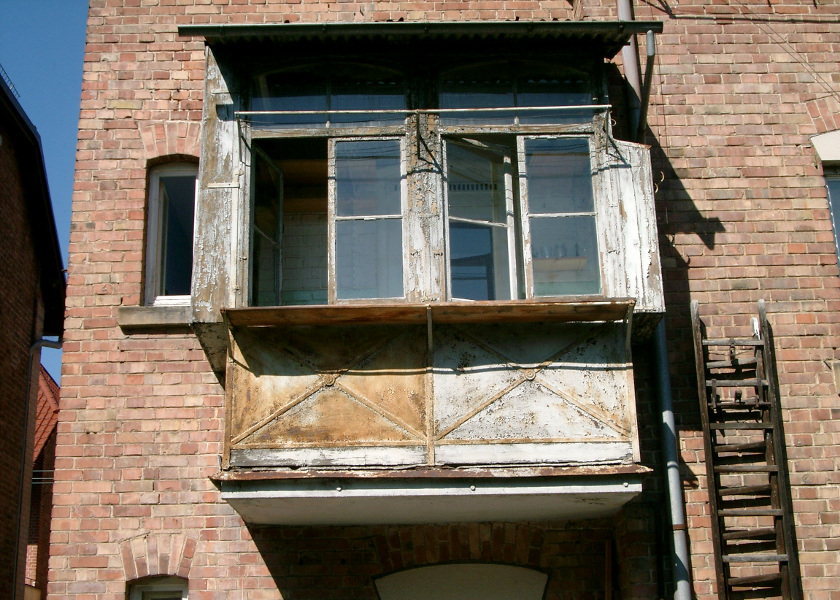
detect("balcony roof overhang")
[178,20,664,60]
[215,466,648,525]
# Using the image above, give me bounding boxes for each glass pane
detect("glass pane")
[439,78,515,125]
[160,175,195,296]
[252,152,283,306]
[446,142,508,223]
[450,222,511,301]
[331,80,406,126]
[335,140,402,216]
[518,73,593,124]
[336,219,403,299]
[530,216,600,296]
[251,83,328,129]
[525,138,593,214]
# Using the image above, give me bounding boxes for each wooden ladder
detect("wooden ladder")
[691,300,802,600]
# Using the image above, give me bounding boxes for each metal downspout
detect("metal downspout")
[616,0,692,596]
[653,321,692,600]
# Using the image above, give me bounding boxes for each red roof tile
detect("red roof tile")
[33,366,59,462]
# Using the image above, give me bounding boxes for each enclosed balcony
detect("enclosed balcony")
[215,299,648,524]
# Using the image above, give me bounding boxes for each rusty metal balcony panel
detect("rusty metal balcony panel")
[224,303,639,470]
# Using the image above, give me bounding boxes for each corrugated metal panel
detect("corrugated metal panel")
[179,20,664,59]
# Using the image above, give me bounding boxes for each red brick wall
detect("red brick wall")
[639,1,840,597]
[52,0,840,599]
[0,110,46,600]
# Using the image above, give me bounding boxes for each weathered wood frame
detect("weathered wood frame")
[327,136,409,304]
[191,45,664,378]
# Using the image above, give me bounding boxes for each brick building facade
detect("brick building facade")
[51,1,840,599]
[0,74,65,600]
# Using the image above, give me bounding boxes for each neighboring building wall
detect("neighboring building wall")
[52,2,840,600]
[647,3,840,598]
[0,76,65,600]
[0,106,43,600]
[26,366,60,595]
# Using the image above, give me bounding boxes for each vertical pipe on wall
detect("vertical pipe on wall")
[618,0,642,133]
[617,0,692,596]
[653,321,692,600]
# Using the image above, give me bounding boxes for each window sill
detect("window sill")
[118,305,192,332]
[223,297,634,328]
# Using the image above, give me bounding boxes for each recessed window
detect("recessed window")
[825,173,840,263]
[128,576,188,600]
[145,163,197,306]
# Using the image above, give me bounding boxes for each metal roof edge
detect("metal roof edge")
[178,20,663,55]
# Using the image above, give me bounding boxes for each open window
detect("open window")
[145,162,197,306]
[442,135,601,301]
[245,59,611,306]
[251,137,407,305]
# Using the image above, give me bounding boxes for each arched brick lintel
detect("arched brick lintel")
[119,533,197,582]
[137,121,200,162]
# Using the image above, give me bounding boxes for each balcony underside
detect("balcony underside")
[216,466,648,525]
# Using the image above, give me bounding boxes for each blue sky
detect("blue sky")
[0,1,88,382]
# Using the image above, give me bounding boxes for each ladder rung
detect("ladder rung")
[719,485,772,497]
[718,508,783,517]
[703,338,764,347]
[720,499,775,511]
[714,465,778,473]
[707,379,767,387]
[728,573,782,587]
[722,528,777,541]
[723,553,788,563]
[707,357,758,369]
[723,540,779,554]
[716,441,767,453]
[710,423,774,430]
[714,454,769,465]
[711,401,770,409]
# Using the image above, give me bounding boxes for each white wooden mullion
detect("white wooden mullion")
[399,135,409,301]
[516,135,535,299]
[503,150,518,301]
[441,140,454,300]
[327,137,338,304]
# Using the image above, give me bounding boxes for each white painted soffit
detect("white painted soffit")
[220,474,643,525]
[812,130,840,164]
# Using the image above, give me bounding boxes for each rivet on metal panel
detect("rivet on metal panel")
[323,374,337,386]
[470,485,476,492]
[336,486,342,492]
[524,369,536,381]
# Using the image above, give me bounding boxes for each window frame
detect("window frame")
[242,62,609,307]
[825,171,840,265]
[128,576,188,600]
[328,135,409,304]
[145,162,198,307]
